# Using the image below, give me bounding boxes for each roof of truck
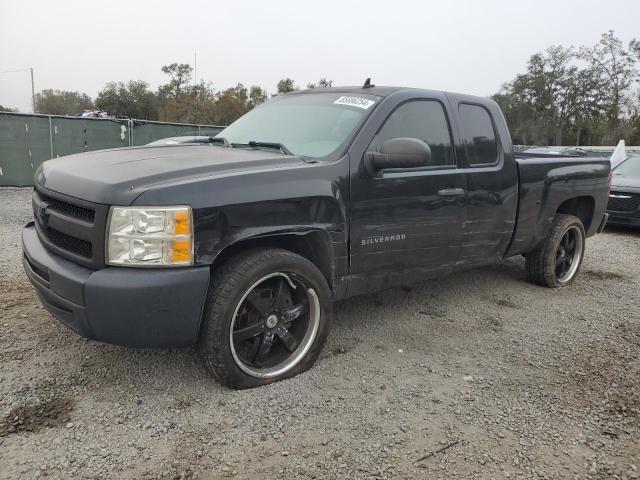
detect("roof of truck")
[290,86,410,97]
[288,86,493,106]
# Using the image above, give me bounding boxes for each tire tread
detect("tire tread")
[525,214,585,288]
[198,248,330,389]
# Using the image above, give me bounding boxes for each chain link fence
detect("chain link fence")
[0,112,225,186]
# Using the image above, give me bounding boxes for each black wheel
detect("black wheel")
[198,248,332,389]
[525,214,586,288]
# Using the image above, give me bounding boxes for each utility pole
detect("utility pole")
[0,67,36,112]
[30,67,36,113]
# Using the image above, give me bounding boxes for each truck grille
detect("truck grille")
[607,192,640,212]
[43,196,95,223]
[32,185,109,268]
[45,227,93,258]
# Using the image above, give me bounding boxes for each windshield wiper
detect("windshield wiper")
[229,140,315,161]
[208,136,230,147]
[247,141,293,156]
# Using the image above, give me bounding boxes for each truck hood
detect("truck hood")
[36,144,306,205]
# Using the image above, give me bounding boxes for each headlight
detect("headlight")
[106,206,193,267]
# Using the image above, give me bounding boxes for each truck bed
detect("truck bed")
[506,155,611,257]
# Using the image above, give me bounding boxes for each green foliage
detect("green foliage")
[578,31,637,141]
[0,105,18,112]
[34,89,94,115]
[307,78,333,89]
[159,63,193,99]
[212,84,251,125]
[95,81,158,119]
[157,63,195,122]
[28,69,335,126]
[248,86,268,108]
[276,78,297,94]
[155,64,275,124]
[493,31,639,146]
[175,82,219,124]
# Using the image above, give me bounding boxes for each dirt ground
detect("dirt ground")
[0,187,638,480]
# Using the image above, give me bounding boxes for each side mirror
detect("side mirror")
[365,137,431,174]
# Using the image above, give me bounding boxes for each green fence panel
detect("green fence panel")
[85,118,129,151]
[131,123,185,146]
[131,122,222,146]
[0,113,51,186]
[133,123,198,145]
[51,117,87,158]
[51,117,129,158]
[0,113,225,186]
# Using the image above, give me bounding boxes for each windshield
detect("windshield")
[216,92,378,158]
[613,155,640,177]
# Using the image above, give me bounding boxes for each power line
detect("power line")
[0,68,31,74]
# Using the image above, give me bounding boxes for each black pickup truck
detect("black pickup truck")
[23,85,611,388]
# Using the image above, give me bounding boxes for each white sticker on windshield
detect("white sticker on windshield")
[333,96,375,110]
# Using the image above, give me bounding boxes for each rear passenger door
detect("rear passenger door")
[348,94,468,294]
[452,100,518,265]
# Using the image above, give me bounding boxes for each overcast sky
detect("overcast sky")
[1,0,639,112]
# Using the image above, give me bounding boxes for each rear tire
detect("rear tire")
[198,248,332,389]
[525,214,586,288]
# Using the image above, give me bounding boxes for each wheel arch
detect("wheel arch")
[210,229,337,292]
[556,196,595,232]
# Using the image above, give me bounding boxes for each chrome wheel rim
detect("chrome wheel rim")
[229,272,320,379]
[555,226,583,283]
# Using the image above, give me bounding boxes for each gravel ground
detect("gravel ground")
[0,187,638,480]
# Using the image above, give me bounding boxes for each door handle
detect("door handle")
[437,188,465,197]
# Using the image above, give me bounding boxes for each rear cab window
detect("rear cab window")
[458,103,499,166]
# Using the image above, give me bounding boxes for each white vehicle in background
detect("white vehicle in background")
[146,136,211,146]
[521,146,588,157]
[610,140,627,169]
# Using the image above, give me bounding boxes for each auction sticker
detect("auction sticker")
[333,96,375,109]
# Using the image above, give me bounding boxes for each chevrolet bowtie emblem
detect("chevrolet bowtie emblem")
[38,202,50,226]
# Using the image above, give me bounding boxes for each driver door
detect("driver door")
[348,97,468,294]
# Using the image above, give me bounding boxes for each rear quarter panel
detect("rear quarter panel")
[506,157,610,256]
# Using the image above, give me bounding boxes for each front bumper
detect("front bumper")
[606,212,640,227]
[22,222,210,347]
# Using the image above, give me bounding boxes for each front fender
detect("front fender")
[193,195,347,266]
[130,156,350,267]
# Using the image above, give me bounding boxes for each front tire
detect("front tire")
[525,214,586,287]
[198,248,332,389]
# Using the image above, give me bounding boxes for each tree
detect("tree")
[159,63,193,99]
[168,82,218,124]
[248,85,268,108]
[95,80,158,119]
[214,84,251,125]
[35,89,94,115]
[579,31,639,141]
[157,63,194,122]
[492,47,575,145]
[307,78,333,89]
[276,78,297,94]
[492,31,640,146]
[0,105,18,112]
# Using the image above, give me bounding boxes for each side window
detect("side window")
[369,100,454,167]
[458,103,498,166]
